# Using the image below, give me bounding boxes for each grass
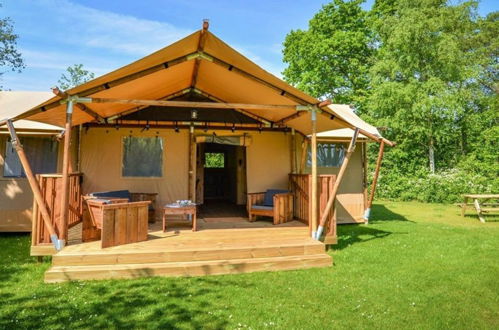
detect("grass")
[1,201,498,329]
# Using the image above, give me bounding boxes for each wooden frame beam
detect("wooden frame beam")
[85,122,287,132]
[364,140,385,223]
[5,120,63,250]
[59,101,74,241]
[52,87,105,123]
[276,111,307,126]
[190,20,209,88]
[85,97,299,112]
[310,110,318,239]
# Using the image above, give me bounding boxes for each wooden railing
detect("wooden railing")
[32,173,84,246]
[289,174,337,238]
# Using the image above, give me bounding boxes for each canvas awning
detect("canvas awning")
[0,91,62,134]
[313,105,383,141]
[7,27,392,145]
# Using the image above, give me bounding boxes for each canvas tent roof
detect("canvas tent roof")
[8,27,392,145]
[0,91,62,133]
[315,104,382,140]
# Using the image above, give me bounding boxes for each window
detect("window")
[307,143,345,167]
[3,136,59,177]
[204,152,225,168]
[122,137,163,177]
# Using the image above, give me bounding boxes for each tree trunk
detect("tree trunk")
[429,137,435,174]
[460,123,467,155]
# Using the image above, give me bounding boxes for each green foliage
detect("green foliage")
[0,3,25,89]
[375,168,498,203]
[204,152,225,168]
[282,0,372,104]
[283,0,498,202]
[1,202,498,328]
[57,64,95,90]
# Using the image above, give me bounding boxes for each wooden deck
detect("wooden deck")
[45,218,332,282]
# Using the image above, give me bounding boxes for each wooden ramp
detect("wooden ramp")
[45,221,332,282]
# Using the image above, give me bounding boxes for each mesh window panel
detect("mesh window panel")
[3,137,58,177]
[307,143,345,167]
[122,136,163,177]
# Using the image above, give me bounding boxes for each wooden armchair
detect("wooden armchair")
[85,198,150,248]
[247,189,293,225]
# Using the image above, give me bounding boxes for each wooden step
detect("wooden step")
[45,254,333,283]
[52,242,326,266]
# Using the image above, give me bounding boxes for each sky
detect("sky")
[1,0,498,91]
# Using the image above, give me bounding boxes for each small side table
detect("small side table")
[162,205,197,232]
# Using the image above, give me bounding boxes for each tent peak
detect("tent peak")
[202,19,209,31]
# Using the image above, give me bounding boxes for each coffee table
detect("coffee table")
[162,205,197,232]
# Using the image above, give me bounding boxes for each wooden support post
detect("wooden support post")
[59,100,74,242]
[5,120,63,250]
[316,128,360,240]
[364,140,385,223]
[362,142,368,210]
[188,125,196,201]
[290,128,296,174]
[310,110,318,239]
[300,138,309,174]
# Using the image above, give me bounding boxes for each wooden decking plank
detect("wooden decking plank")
[45,254,332,283]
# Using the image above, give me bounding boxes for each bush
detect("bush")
[375,168,498,203]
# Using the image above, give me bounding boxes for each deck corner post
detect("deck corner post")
[363,140,385,224]
[310,110,318,239]
[290,128,296,174]
[60,99,74,243]
[5,119,64,251]
[188,124,196,202]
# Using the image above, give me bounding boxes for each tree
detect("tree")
[365,0,490,173]
[57,64,95,90]
[0,4,25,89]
[282,0,373,105]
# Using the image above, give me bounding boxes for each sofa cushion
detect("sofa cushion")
[91,190,131,201]
[251,205,274,211]
[263,189,289,207]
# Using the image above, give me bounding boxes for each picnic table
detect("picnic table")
[460,194,499,223]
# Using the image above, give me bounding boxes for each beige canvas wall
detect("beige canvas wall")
[0,134,34,231]
[0,131,77,232]
[80,128,292,213]
[295,134,366,223]
[80,127,189,213]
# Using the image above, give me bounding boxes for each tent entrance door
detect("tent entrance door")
[196,143,247,219]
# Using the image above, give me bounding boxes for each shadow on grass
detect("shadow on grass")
[336,225,392,250]
[0,232,240,328]
[334,204,410,250]
[0,232,33,288]
[0,274,238,328]
[368,204,412,223]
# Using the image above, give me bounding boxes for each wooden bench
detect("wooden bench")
[86,199,151,248]
[459,194,499,223]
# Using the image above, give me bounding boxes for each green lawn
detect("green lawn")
[1,201,498,329]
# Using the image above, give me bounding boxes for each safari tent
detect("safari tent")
[0,22,393,282]
[0,91,62,232]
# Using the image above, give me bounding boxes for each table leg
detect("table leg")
[162,211,166,232]
[474,199,486,223]
[192,211,197,232]
[462,197,468,217]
